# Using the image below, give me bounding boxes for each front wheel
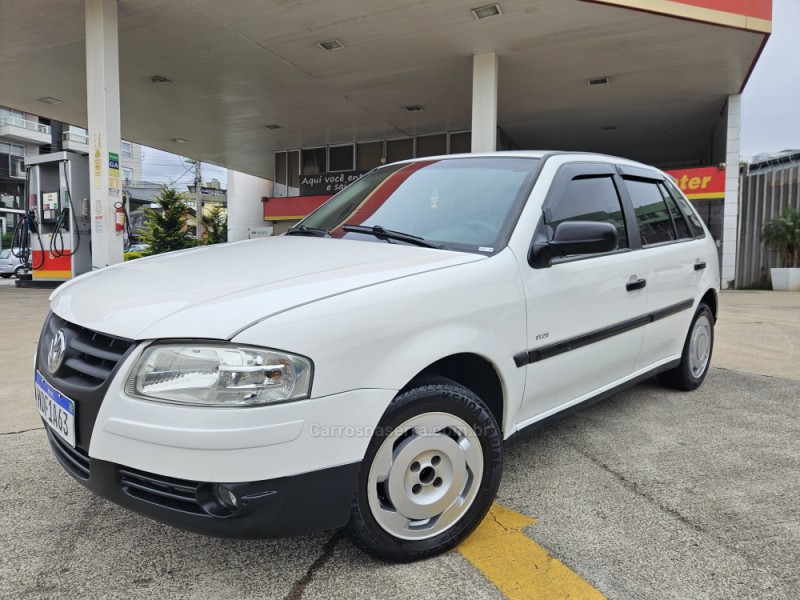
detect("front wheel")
[658,302,714,390]
[345,378,503,562]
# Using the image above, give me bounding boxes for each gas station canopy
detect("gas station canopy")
[0,0,770,178]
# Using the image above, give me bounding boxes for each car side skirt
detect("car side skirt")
[506,357,681,444]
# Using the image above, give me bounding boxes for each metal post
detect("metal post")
[195,160,203,241]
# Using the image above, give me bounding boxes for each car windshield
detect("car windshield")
[0,249,9,259]
[297,156,540,253]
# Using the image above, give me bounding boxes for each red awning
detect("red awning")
[262,195,332,221]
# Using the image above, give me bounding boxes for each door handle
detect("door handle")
[626,278,647,292]
[694,261,707,271]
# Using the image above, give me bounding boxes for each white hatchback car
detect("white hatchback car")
[35,151,719,562]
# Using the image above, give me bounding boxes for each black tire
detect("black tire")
[658,302,714,391]
[0,273,10,279]
[345,377,503,562]
[14,266,25,278]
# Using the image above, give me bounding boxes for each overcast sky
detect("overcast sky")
[140,147,228,190]
[142,0,797,182]
[740,0,799,157]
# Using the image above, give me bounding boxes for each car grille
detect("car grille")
[46,426,90,480]
[118,466,205,515]
[44,313,135,388]
[45,424,205,515]
[38,312,137,451]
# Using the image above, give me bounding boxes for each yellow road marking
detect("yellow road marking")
[458,503,606,600]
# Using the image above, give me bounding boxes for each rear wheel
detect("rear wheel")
[345,378,502,562]
[658,302,714,390]
[14,266,25,278]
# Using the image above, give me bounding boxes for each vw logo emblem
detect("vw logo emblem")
[48,330,67,373]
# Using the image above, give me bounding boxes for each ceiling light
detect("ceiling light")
[317,39,345,52]
[472,4,502,20]
[404,105,424,112]
[263,124,283,130]
[146,75,172,85]
[587,77,610,87]
[171,138,187,143]
[37,96,62,105]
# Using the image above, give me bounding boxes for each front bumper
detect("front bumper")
[45,424,361,538]
[36,311,397,537]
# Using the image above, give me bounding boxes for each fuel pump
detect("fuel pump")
[21,152,92,282]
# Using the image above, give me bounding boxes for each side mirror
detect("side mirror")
[530,221,619,268]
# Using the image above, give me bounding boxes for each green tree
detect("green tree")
[139,185,194,255]
[761,207,800,268]
[206,205,228,245]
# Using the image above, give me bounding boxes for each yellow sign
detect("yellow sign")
[92,133,102,189]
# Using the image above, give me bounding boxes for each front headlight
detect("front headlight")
[125,343,312,407]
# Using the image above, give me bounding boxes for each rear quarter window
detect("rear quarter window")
[664,178,707,238]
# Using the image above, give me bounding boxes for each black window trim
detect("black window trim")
[619,163,706,240]
[529,162,641,269]
[616,165,704,249]
[618,174,679,247]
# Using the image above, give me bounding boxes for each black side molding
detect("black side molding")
[514,298,694,367]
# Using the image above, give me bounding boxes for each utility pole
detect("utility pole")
[194,159,203,241]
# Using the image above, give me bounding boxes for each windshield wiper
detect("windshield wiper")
[342,224,445,249]
[285,225,330,238]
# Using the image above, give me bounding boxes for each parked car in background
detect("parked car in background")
[34,151,719,562]
[0,248,28,278]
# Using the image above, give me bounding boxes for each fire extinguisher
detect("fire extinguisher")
[114,200,133,251]
[114,202,125,231]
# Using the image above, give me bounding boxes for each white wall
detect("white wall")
[226,169,272,242]
[722,95,741,288]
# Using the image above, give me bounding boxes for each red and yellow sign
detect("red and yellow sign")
[585,0,771,33]
[665,166,725,200]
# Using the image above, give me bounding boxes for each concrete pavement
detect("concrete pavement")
[713,290,800,381]
[1,284,798,599]
[0,282,50,433]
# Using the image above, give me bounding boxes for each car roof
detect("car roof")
[391,150,663,175]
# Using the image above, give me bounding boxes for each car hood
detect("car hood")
[50,236,483,340]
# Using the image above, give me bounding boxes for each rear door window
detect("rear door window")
[624,179,677,246]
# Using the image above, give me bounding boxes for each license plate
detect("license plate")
[35,371,76,447]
